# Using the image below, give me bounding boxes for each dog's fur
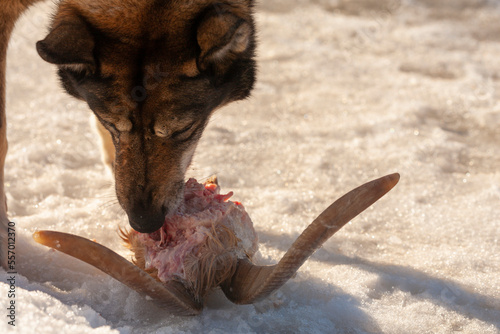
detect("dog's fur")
[0,0,256,267]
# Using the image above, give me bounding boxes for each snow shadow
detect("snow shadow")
[11,232,383,333]
[258,230,500,330]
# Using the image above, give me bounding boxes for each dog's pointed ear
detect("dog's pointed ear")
[196,6,253,74]
[36,15,95,70]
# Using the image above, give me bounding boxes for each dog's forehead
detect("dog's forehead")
[63,1,175,41]
[51,0,255,119]
[66,0,251,41]
[54,0,255,76]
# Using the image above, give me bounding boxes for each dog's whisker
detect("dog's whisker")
[98,200,120,209]
[96,181,114,191]
[96,192,118,200]
[96,186,117,199]
[96,198,121,213]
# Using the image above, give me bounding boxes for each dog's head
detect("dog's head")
[36,0,256,233]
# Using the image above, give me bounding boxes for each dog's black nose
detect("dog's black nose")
[128,207,166,233]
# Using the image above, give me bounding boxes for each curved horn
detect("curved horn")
[33,230,202,315]
[222,173,400,304]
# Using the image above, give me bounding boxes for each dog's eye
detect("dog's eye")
[171,121,197,141]
[63,69,88,85]
[61,64,90,82]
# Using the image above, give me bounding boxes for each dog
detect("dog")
[0,0,256,268]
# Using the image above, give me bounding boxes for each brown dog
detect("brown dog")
[0,0,256,267]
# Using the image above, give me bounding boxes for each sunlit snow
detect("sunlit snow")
[1,1,499,333]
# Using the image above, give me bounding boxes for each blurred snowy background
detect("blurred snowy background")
[1,0,499,333]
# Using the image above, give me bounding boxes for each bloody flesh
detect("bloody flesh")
[129,178,258,285]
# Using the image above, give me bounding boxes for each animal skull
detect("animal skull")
[33,173,399,315]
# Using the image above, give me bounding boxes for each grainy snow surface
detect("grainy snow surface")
[1,1,499,333]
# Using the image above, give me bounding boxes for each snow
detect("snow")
[1,0,499,333]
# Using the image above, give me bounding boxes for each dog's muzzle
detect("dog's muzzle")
[128,205,166,233]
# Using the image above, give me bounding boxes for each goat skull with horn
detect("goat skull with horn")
[33,173,400,315]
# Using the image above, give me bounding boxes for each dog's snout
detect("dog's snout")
[116,178,185,234]
[128,206,166,233]
[127,189,166,233]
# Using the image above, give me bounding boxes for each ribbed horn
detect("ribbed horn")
[222,173,400,304]
[33,230,202,315]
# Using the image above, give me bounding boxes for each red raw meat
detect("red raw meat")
[123,178,258,298]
